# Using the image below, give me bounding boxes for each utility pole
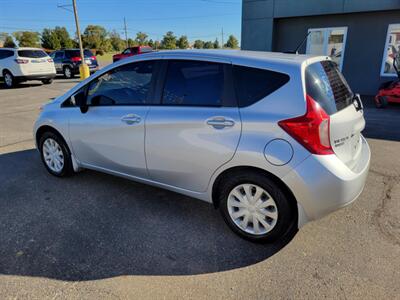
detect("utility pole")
[221,27,224,49]
[124,17,129,48]
[72,0,89,79]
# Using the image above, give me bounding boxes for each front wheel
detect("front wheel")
[39,132,73,177]
[218,172,295,243]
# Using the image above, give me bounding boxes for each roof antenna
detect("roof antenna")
[285,32,311,54]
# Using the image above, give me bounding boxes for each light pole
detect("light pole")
[72,0,89,80]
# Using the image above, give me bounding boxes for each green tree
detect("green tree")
[154,40,161,50]
[225,34,239,49]
[127,38,136,47]
[203,41,213,49]
[3,35,16,48]
[41,28,61,50]
[135,32,148,46]
[82,25,108,52]
[161,31,177,49]
[13,31,40,47]
[147,39,154,48]
[109,30,125,51]
[193,39,204,49]
[177,35,189,49]
[213,38,220,49]
[54,26,73,48]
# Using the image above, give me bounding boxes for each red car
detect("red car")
[112,46,153,63]
[375,55,400,108]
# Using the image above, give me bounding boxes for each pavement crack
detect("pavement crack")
[372,172,400,247]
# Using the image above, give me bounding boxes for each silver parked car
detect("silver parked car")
[34,50,370,243]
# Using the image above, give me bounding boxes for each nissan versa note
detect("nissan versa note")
[34,50,370,243]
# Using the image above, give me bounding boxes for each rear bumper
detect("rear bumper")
[72,64,99,74]
[282,135,370,222]
[16,73,56,81]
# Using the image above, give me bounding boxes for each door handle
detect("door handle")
[206,117,235,129]
[121,114,141,125]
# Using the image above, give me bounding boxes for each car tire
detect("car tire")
[63,66,73,79]
[39,131,74,177]
[3,70,15,88]
[218,171,295,243]
[42,79,53,85]
[375,96,388,109]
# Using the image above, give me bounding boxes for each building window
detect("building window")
[381,24,400,77]
[306,27,348,70]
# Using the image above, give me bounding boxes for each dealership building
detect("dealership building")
[241,0,400,95]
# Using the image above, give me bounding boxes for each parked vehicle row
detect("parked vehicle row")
[34,50,370,243]
[0,47,100,88]
[49,49,99,78]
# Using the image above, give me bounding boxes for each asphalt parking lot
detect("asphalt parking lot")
[0,78,399,299]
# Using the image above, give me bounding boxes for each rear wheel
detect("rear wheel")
[3,71,15,88]
[218,172,295,243]
[63,66,73,79]
[42,78,53,85]
[375,96,388,108]
[39,132,73,177]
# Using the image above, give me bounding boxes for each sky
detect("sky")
[0,0,242,44]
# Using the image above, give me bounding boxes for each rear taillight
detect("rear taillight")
[15,59,29,64]
[91,56,96,60]
[278,95,333,155]
[47,58,53,63]
[71,56,81,62]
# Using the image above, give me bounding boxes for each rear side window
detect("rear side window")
[0,50,14,59]
[17,50,47,58]
[162,60,224,106]
[87,61,154,106]
[55,52,64,59]
[66,50,93,58]
[306,60,353,115]
[233,65,290,107]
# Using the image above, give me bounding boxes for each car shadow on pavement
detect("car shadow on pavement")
[0,149,296,281]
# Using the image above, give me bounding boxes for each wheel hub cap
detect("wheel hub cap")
[5,74,12,86]
[42,138,64,173]
[227,184,278,235]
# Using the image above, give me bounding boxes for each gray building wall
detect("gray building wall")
[241,0,400,94]
[273,11,400,95]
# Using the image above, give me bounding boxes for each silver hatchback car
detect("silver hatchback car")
[34,50,370,243]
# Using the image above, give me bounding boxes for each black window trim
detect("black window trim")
[154,59,237,108]
[61,59,161,108]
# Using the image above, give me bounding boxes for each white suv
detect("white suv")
[0,47,56,88]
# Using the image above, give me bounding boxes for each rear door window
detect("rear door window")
[162,60,225,106]
[233,65,290,107]
[17,50,47,58]
[87,60,155,106]
[306,60,353,115]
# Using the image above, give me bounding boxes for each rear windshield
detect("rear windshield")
[17,50,47,58]
[140,47,153,53]
[306,60,353,115]
[65,49,94,58]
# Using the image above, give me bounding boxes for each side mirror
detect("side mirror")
[72,90,89,113]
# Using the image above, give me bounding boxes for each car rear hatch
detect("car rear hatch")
[66,49,98,66]
[305,60,365,170]
[17,50,55,74]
